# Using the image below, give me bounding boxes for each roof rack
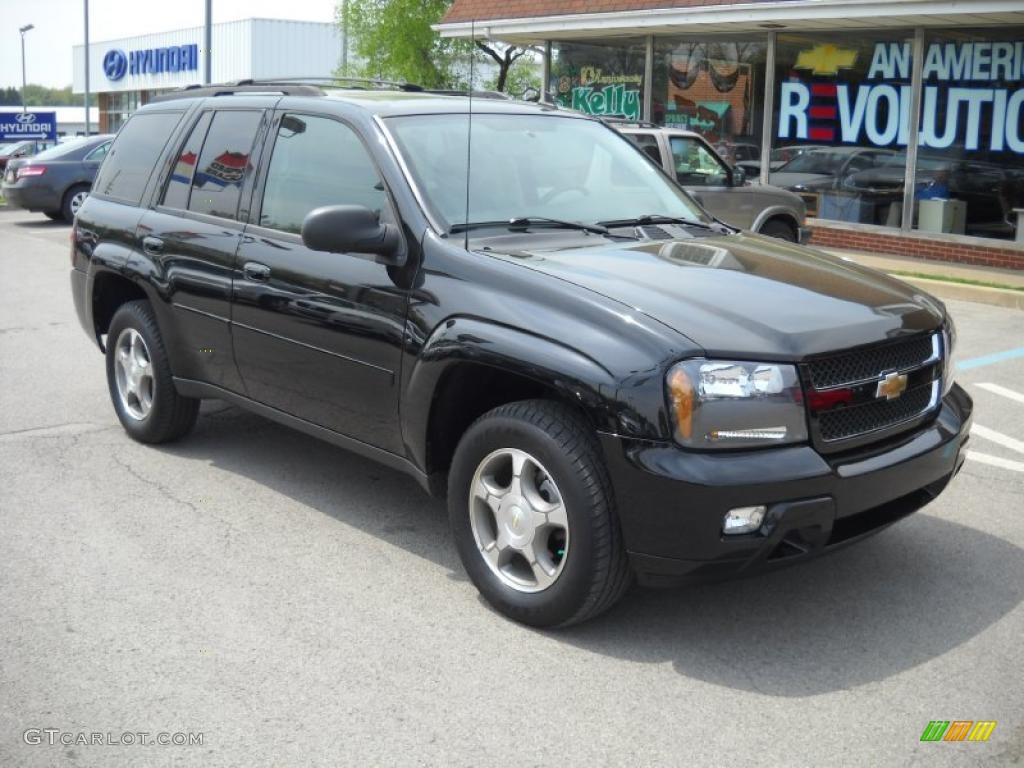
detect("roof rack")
[598,117,660,129]
[150,77,429,103]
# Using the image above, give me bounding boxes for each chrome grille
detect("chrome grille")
[806,334,935,390]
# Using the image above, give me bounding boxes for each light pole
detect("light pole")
[84,0,90,135]
[204,0,212,85]
[19,24,34,113]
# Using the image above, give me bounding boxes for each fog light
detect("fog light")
[723,505,767,535]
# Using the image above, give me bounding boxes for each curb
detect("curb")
[892,275,1024,311]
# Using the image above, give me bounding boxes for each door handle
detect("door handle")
[243,261,271,282]
[142,236,164,255]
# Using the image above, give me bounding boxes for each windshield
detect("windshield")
[385,113,705,231]
[777,149,851,175]
[0,141,26,154]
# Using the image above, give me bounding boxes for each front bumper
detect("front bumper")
[601,384,972,586]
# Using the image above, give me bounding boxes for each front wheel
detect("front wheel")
[448,400,631,627]
[105,300,199,443]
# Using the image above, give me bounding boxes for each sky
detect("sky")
[1,0,340,88]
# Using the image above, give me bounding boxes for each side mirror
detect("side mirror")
[731,166,747,187]
[301,205,405,266]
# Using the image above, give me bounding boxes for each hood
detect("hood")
[769,172,834,190]
[487,233,944,359]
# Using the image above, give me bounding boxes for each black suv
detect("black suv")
[71,81,972,627]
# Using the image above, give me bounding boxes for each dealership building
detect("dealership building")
[73,18,342,133]
[439,0,1024,267]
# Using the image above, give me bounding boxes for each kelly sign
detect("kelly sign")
[0,111,57,142]
[779,40,1024,153]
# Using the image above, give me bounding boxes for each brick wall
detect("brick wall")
[808,223,1024,271]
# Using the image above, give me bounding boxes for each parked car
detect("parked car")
[842,153,1024,238]
[2,134,114,221]
[736,144,819,176]
[769,146,897,216]
[613,121,807,242]
[0,139,53,172]
[70,83,971,627]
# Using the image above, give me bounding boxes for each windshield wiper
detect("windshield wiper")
[597,214,721,231]
[448,217,609,236]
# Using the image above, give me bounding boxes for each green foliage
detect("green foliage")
[336,0,473,89]
[0,85,96,106]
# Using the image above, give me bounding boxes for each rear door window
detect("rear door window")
[625,132,663,165]
[161,112,213,211]
[92,111,184,203]
[187,110,263,220]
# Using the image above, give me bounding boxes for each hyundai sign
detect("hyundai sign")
[0,111,57,142]
[103,44,199,81]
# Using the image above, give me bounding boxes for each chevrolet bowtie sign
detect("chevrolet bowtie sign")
[876,371,909,401]
[0,111,57,142]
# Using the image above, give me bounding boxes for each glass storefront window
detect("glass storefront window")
[911,29,1024,240]
[653,37,767,169]
[549,40,647,121]
[771,31,912,228]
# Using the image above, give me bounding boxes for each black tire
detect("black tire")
[61,183,90,223]
[448,400,631,627]
[760,218,798,242]
[44,211,63,221]
[105,300,199,444]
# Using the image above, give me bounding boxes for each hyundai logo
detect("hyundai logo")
[14,112,36,124]
[103,49,128,81]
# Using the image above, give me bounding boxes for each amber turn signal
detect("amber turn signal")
[667,366,694,440]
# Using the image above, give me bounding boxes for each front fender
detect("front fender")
[402,317,657,472]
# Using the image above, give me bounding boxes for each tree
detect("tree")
[0,85,97,106]
[336,0,535,93]
[475,42,540,94]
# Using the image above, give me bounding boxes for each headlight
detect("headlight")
[667,360,808,449]
[942,316,958,395]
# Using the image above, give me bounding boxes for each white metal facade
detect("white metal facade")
[73,19,342,94]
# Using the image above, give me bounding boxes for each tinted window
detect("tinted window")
[259,114,387,234]
[162,112,212,210]
[626,133,664,165]
[188,110,262,220]
[93,113,182,203]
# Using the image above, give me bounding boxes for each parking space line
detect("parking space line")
[976,382,1024,405]
[958,347,1024,371]
[971,424,1024,456]
[966,450,1024,473]
[958,348,1024,372]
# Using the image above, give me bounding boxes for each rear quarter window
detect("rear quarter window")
[92,111,184,204]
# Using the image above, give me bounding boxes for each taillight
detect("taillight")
[17,165,46,178]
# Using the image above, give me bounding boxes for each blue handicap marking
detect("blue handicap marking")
[958,347,1024,371]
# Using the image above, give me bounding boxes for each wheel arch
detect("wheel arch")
[752,206,801,236]
[404,317,627,494]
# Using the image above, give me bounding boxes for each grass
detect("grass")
[888,269,1024,293]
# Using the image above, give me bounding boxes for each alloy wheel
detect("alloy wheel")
[469,448,569,593]
[113,327,155,420]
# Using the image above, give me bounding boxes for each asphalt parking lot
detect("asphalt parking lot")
[0,207,1021,767]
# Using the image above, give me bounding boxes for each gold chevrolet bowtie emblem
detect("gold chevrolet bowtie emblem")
[876,371,909,401]
[794,44,859,76]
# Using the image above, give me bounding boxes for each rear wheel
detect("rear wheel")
[106,300,199,443]
[61,184,90,222]
[448,400,631,627]
[760,218,798,242]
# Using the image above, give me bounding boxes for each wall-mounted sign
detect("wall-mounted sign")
[779,41,1024,154]
[103,44,200,82]
[556,67,642,121]
[0,111,57,142]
